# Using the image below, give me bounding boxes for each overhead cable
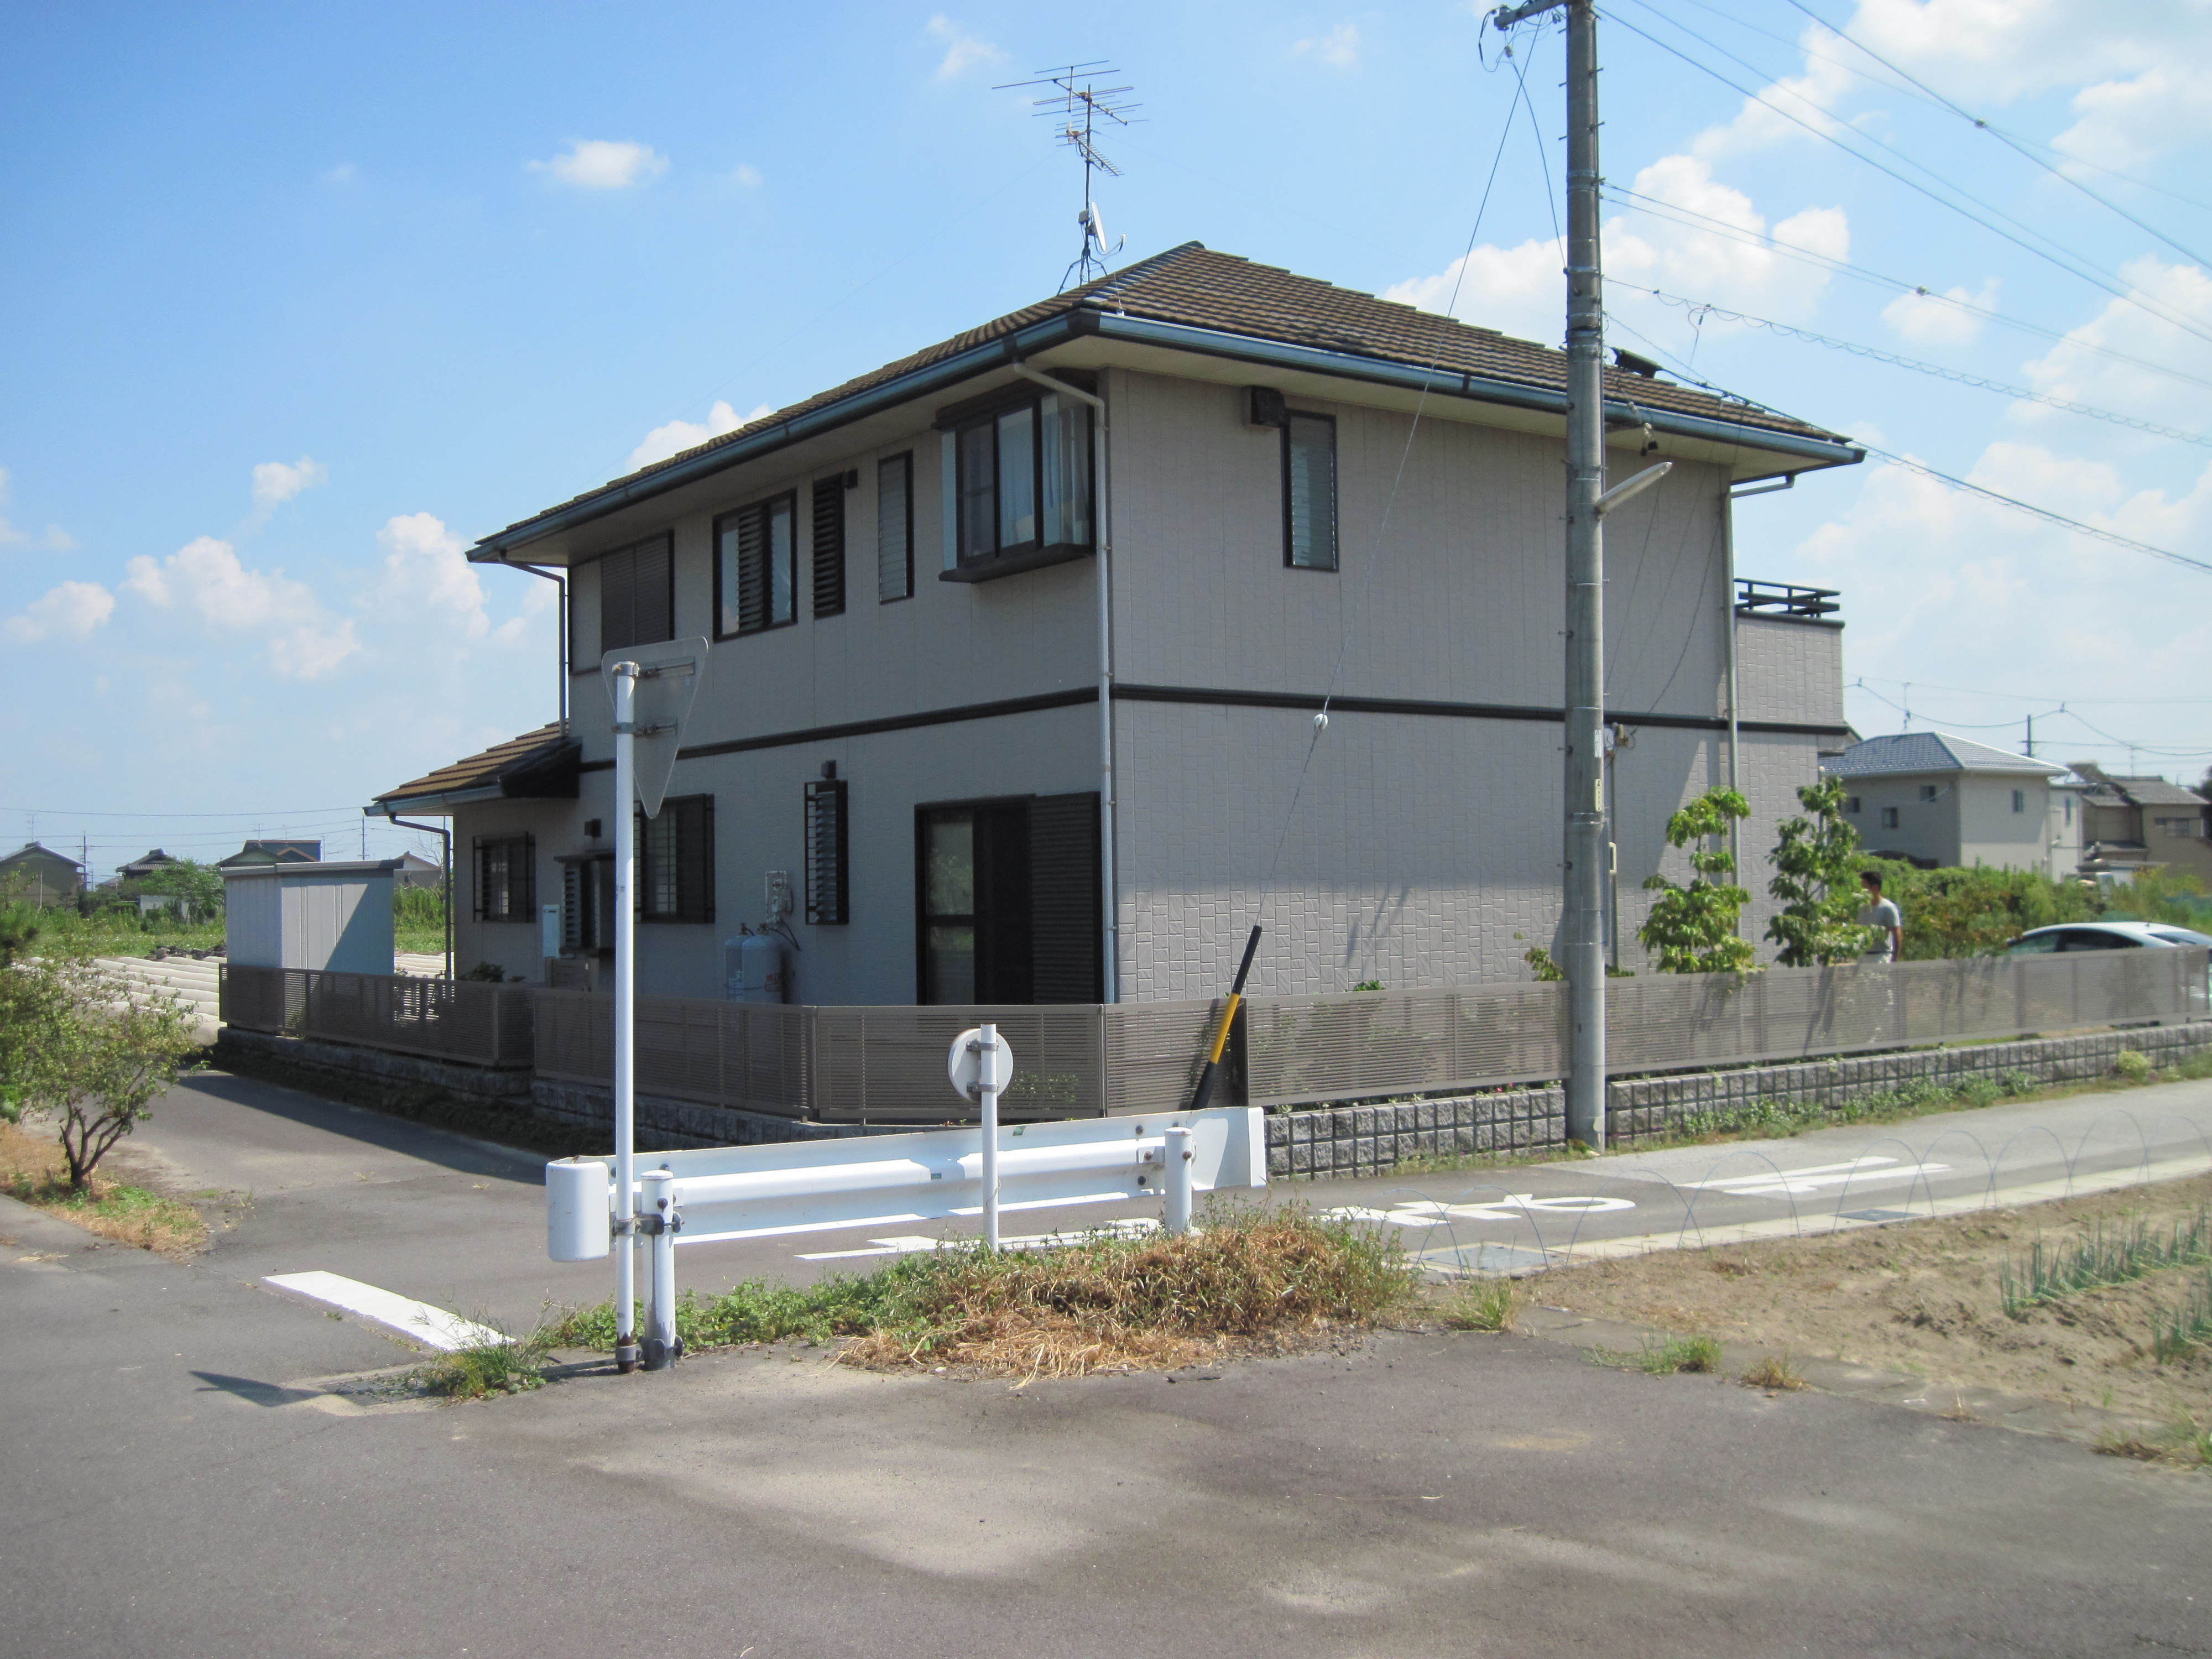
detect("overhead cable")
[1594,7,2212,352]
[1613,280,2212,447]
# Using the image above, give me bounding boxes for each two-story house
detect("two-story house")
[2074,764,2212,884]
[1823,732,2078,877]
[368,243,1861,1003]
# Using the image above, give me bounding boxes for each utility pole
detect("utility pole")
[2025,715,2034,759]
[1498,0,1608,1148]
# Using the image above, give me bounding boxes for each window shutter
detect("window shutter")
[1027,792,1101,1003]
[472,837,488,922]
[599,546,635,654]
[632,534,672,645]
[877,453,912,602]
[562,862,583,949]
[811,477,846,618]
[805,780,848,925]
[681,796,715,923]
[737,505,769,634]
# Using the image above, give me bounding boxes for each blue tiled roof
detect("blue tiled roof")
[1823,732,2068,778]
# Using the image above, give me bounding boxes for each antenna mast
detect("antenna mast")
[996,62,1140,289]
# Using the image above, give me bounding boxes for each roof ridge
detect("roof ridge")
[1072,240,1209,309]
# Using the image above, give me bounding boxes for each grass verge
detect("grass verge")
[0,1120,207,1258]
[550,1206,1418,1379]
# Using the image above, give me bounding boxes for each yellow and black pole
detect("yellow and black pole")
[1188,925,1262,1113]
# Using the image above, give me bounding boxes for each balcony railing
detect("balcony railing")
[1736,579,1841,619]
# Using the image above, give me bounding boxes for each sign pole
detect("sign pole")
[979,1022,1000,1251]
[611,660,640,1373]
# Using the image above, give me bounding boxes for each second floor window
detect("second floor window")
[878,452,913,602]
[717,494,796,637]
[940,389,1092,580]
[812,474,848,619]
[590,535,674,658]
[1284,411,1338,571]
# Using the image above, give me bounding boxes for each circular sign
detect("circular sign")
[947,1026,1016,1100]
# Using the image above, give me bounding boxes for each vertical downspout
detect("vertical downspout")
[1722,489,1741,903]
[510,561,571,735]
[385,812,453,980]
[1009,362,1117,1005]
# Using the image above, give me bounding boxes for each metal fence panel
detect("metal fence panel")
[812,1004,1105,1124]
[1240,984,1568,1109]
[218,963,531,1067]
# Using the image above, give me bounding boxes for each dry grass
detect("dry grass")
[552,1205,1419,1381]
[0,1119,206,1259]
[1741,1353,1808,1391]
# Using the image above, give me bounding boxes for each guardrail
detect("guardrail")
[225,947,2208,1113]
[218,963,535,1068]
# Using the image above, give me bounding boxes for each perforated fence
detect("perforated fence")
[227,947,2208,1119]
[219,964,535,1068]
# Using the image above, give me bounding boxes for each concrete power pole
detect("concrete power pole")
[1498,0,1608,1147]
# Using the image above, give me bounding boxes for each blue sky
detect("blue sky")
[4,0,2208,878]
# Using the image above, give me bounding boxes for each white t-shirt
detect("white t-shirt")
[1860,897,1902,962]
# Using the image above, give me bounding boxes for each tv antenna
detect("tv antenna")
[996,61,1139,290]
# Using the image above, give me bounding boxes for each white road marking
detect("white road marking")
[1677,1156,1951,1198]
[795,1217,1161,1261]
[1324,1194,1639,1230]
[263,1271,507,1352]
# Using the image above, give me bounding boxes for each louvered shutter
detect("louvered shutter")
[680,796,715,923]
[599,545,635,653]
[632,534,673,644]
[811,477,846,618]
[562,862,583,950]
[737,505,770,634]
[1027,792,1101,1003]
[805,780,848,925]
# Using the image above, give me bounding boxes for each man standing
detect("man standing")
[1859,870,1903,962]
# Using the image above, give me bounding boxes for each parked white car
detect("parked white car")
[2007,921,2212,953]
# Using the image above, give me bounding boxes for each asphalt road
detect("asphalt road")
[5,1068,2211,1657]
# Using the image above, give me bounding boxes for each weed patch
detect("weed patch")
[417,1321,555,1400]
[552,1207,1417,1379]
[1591,1332,1723,1375]
[1999,1208,2211,1316]
[2152,1269,2212,1364]
[1741,1353,1807,1391]
[1441,1278,1519,1332]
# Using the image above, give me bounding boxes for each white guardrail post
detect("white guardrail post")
[1164,1125,1194,1237]
[641,1168,681,1370]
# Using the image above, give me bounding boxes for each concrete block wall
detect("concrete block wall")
[1265,1021,2212,1180]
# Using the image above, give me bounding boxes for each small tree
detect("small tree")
[7,956,200,1187]
[1639,787,1757,974]
[1766,779,1874,966]
[135,857,224,921]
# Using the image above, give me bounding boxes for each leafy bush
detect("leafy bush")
[1640,789,1756,974]
[1766,779,1874,967]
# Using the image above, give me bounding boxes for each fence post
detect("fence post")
[1164,1125,1194,1235]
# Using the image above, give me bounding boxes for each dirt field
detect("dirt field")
[1535,1173,2212,1428]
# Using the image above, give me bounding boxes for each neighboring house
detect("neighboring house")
[0,842,85,906]
[216,839,323,869]
[1823,733,2075,876]
[393,851,445,891]
[2072,765,2212,885]
[113,848,178,882]
[369,242,1861,1001]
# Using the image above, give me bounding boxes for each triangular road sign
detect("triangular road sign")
[599,637,709,818]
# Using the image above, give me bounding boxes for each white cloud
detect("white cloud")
[732,163,763,188]
[1294,24,1360,68]
[1881,279,2001,346]
[2018,256,2212,435]
[627,399,772,471]
[927,15,1005,81]
[252,455,328,506]
[1690,28,1855,159]
[376,512,487,638]
[4,580,114,643]
[530,139,670,190]
[124,534,359,679]
[1388,158,1846,347]
[323,163,356,186]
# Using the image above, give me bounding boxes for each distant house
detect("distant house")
[393,851,444,891]
[216,839,323,869]
[2072,765,2212,885]
[1823,733,2074,877]
[0,842,85,907]
[114,848,178,881]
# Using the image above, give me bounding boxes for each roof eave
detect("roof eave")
[471,311,1097,564]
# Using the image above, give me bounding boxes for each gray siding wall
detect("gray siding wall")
[1736,614,1843,727]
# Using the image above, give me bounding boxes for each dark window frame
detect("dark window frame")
[805,779,849,926]
[1282,410,1339,572]
[937,387,1094,584]
[877,451,914,603]
[713,492,799,640]
[912,791,1100,1005]
[472,833,536,922]
[636,794,716,924]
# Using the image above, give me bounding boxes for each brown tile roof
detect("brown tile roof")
[484,242,1852,546]
[373,723,568,806]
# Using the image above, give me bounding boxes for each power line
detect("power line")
[1847,672,2212,708]
[1601,188,2212,397]
[1776,0,2212,272]
[1601,309,2212,578]
[1594,6,2212,353]
[1,804,366,818]
[1614,280,2212,446]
